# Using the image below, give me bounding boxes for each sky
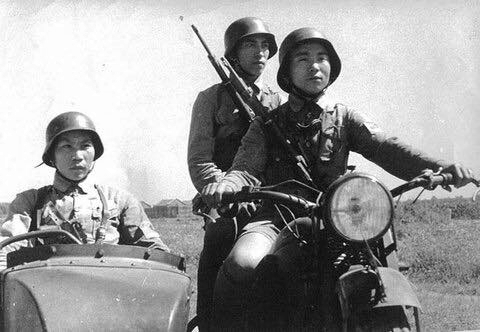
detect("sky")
[0,0,479,204]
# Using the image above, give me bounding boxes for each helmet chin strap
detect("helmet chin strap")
[230,57,259,84]
[291,84,328,101]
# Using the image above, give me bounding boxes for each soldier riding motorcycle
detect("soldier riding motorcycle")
[218,171,479,331]
[199,27,478,331]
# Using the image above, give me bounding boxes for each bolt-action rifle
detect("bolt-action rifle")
[191,24,315,186]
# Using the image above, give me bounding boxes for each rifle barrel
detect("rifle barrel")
[191,25,213,57]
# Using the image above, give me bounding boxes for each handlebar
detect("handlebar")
[216,172,479,210]
[222,187,317,211]
[390,172,479,198]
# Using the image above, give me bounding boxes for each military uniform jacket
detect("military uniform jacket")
[188,80,281,193]
[221,93,448,197]
[0,172,168,267]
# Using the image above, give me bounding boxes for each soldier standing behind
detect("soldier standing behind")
[187,17,280,332]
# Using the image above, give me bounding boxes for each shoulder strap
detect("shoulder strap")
[94,184,109,244]
[30,186,52,231]
[213,84,226,137]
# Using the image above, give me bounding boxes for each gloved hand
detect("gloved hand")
[192,193,211,215]
[201,182,237,209]
[440,164,478,188]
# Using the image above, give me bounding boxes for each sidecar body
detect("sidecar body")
[0,244,191,332]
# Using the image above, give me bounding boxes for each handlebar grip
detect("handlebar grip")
[430,173,453,186]
[220,191,237,205]
[431,172,480,187]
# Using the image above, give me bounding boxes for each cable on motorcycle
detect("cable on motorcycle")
[473,187,480,202]
[411,188,426,204]
[276,203,296,221]
[260,179,321,195]
[394,193,402,209]
[362,237,387,304]
[274,204,307,245]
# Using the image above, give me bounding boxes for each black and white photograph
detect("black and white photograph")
[0,0,479,331]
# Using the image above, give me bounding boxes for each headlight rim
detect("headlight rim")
[322,172,394,243]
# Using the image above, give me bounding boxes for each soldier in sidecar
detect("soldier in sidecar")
[0,112,191,331]
[1,111,169,260]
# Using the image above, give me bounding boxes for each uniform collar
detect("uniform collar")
[288,92,333,113]
[253,77,264,91]
[228,74,266,96]
[53,172,96,195]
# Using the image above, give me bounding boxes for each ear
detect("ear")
[49,153,56,167]
[88,161,96,172]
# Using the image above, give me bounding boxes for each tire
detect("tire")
[187,315,199,332]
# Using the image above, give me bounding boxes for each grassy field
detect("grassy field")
[152,215,480,331]
[397,219,480,331]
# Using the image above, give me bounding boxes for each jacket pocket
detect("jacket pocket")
[318,124,346,163]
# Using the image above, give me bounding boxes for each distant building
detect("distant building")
[0,199,193,221]
[145,199,192,219]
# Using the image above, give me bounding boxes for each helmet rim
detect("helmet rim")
[277,28,341,93]
[224,17,278,60]
[42,112,104,167]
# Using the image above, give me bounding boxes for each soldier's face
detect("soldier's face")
[289,41,330,95]
[236,35,270,77]
[54,130,95,181]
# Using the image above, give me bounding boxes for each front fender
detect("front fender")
[374,267,421,309]
[337,266,421,318]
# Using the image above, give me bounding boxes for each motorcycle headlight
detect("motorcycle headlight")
[323,173,394,243]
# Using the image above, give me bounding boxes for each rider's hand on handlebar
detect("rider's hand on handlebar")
[441,163,477,188]
[201,182,236,209]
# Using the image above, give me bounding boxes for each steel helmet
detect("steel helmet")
[224,17,278,60]
[42,112,104,167]
[277,27,341,93]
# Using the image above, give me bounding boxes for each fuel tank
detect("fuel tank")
[0,244,191,332]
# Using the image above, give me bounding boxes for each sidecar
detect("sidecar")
[0,236,191,332]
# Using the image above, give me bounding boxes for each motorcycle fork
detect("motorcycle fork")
[306,216,341,331]
[296,256,340,331]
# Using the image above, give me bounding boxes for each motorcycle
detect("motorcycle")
[210,170,479,332]
[0,230,192,331]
